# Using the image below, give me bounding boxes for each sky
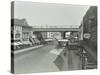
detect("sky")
[14,1,89,27]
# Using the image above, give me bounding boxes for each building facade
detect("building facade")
[12,18,33,42]
[14,24,22,41]
[47,32,62,39]
[80,6,97,69]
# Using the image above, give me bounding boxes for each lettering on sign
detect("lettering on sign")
[83,33,91,39]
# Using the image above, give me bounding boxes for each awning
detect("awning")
[44,39,54,41]
[32,35,36,38]
[12,42,19,46]
[58,39,69,42]
[22,41,32,45]
[17,42,23,45]
[33,38,40,43]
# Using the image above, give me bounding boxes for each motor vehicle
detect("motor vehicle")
[33,38,41,45]
[22,41,33,48]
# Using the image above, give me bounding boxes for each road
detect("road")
[14,44,81,74]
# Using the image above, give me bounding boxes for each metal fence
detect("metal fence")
[32,25,79,28]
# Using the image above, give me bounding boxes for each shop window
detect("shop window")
[15,34,20,38]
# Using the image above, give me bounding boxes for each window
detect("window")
[15,34,20,38]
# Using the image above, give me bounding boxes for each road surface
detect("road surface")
[14,45,81,74]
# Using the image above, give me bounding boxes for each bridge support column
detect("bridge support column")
[61,31,66,39]
[79,23,83,40]
[41,32,47,39]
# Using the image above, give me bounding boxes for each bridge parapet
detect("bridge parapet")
[32,25,80,29]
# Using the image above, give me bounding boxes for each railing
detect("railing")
[32,25,80,28]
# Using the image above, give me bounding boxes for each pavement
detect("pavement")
[13,45,44,54]
[66,50,82,70]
